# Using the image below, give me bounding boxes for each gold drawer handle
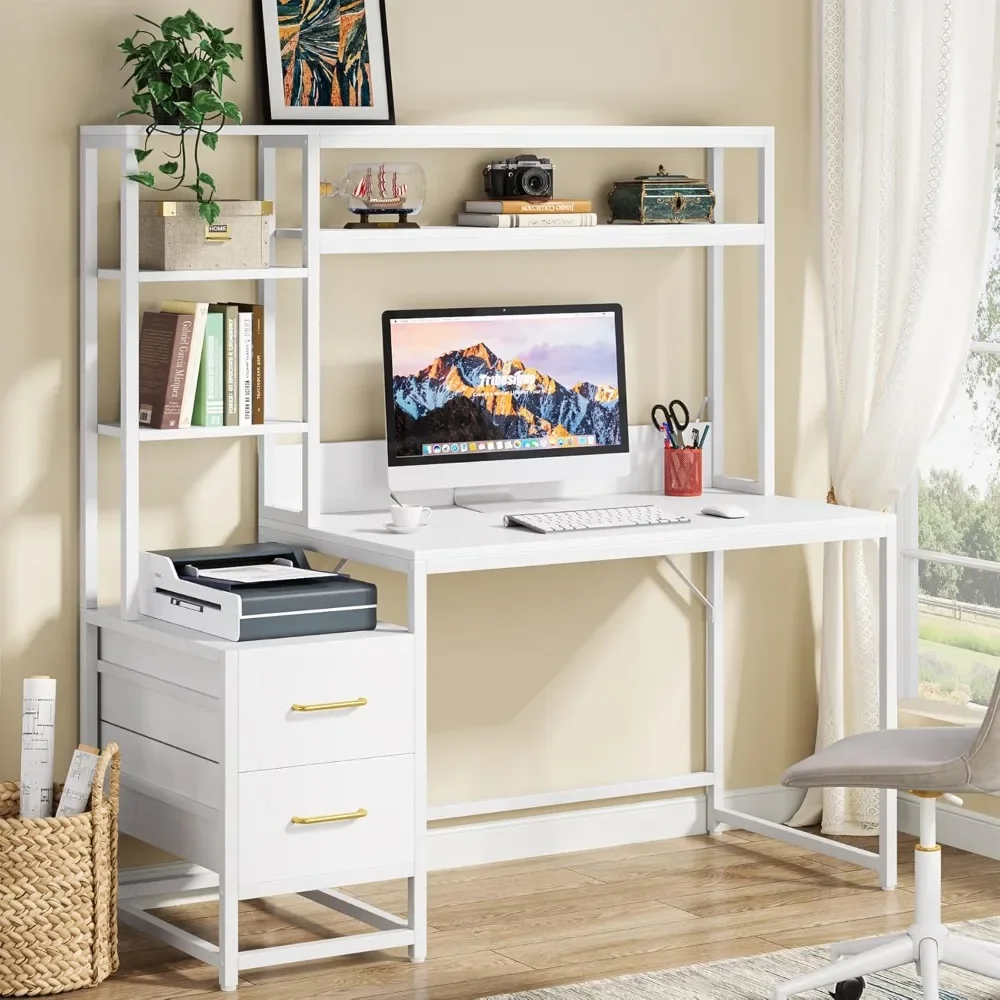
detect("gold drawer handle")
[291,808,368,826]
[290,697,368,713]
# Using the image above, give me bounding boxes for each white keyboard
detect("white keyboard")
[503,505,690,534]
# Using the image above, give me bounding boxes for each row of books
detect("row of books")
[456,199,597,229]
[139,301,263,430]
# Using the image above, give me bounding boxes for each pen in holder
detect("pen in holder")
[664,445,703,497]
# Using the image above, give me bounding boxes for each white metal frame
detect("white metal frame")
[80,122,899,986]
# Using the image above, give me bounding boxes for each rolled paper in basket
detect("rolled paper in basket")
[20,676,57,819]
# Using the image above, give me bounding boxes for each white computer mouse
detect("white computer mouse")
[700,502,749,519]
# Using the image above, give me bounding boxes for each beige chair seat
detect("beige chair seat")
[783,726,980,792]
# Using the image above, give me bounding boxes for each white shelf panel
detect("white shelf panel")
[312,124,773,150]
[81,124,774,151]
[97,421,308,441]
[96,267,308,283]
[273,224,765,256]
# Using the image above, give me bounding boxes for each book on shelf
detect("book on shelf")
[223,304,240,426]
[160,301,207,429]
[457,212,598,228]
[234,304,254,426]
[465,199,592,214]
[251,304,264,425]
[138,311,195,429]
[193,306,226,427]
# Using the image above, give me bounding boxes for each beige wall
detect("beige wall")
[1,1,829,863]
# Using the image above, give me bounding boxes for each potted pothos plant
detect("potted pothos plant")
[118,10,244,224]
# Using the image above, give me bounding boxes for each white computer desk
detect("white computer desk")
[261,489,899,957]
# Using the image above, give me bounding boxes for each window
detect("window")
[901,166,1000,710]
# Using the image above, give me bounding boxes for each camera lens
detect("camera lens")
[520,167,551,197]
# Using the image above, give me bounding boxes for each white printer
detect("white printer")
[139,542,377,641]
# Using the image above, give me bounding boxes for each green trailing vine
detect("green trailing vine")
[117,10,244,225]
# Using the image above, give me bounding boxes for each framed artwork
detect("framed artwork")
[258,0,394,124]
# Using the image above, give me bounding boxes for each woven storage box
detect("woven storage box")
[0,745,120,997]
[138,200,274,270]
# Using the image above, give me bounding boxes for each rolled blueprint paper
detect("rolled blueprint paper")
[20,676,57,818]
[55,744,100,818]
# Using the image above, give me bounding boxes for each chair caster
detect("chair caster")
[831,978,865,1000]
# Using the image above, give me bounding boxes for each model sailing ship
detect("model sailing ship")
[347,163,420,228]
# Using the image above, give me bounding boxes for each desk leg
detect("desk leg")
[879,534,898,890]
[219,653,239,990]
[706,551,724,834]
[408,563,428,962]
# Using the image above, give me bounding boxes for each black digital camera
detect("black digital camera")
[482,154,554,199]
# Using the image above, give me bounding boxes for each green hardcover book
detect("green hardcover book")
[192,308,225,427]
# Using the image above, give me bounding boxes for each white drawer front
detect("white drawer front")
[100,671,221,762]
[238,634,414,771]
[101,723,220,811]
[239,755,414,887]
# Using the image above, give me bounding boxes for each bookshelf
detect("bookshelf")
[78,120,776,730]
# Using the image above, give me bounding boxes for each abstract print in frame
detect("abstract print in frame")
[259,0,394,124]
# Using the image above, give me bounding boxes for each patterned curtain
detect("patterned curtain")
[791,0,1000,833]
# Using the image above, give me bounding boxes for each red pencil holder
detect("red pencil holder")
[664,447,703,497]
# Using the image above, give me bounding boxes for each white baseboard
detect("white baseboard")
[428,793,707,871]
[899,792,1000,861]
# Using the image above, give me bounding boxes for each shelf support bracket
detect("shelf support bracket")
[659,556,714,619]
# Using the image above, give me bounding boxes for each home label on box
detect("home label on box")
[138,200,274,270]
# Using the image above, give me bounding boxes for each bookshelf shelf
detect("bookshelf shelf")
[97,420,308,441]
[81,123,774,151]
[96,267,308,283]
[274,223,764,256]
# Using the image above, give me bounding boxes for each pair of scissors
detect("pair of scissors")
[650,399,690,445]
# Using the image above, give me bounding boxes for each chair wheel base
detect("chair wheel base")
[831,978,865,1000]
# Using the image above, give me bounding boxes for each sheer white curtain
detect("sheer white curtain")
[791,0,1000,834]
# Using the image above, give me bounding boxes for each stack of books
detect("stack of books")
[457,199,596,228]
[138,301,264,430]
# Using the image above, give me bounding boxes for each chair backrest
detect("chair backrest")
[966,668,1000,791]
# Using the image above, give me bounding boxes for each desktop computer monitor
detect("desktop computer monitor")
[382,303,629,492]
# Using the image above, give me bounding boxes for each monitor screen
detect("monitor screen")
[382,304,628,468]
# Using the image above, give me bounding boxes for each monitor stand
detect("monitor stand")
[453,483,614,514]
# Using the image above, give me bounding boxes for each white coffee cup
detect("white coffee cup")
[390,504,431,529]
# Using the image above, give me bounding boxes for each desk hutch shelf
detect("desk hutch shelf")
[78,123,895,992]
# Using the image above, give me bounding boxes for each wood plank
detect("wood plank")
[420,872,702,932]
[352,937,777,1000]
[569,837,851,883]
[240,948,529,995]
[427,899,693,959]
[492,882,916,971]
[425,831,752,885]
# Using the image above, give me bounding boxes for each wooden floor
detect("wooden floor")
[99,831,1000,999]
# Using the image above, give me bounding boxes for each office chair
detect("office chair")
[773,674,1000,1000]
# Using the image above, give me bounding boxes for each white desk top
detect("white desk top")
[259,492,893,575]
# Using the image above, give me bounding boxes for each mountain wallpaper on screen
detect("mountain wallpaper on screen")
[393,342,620,457]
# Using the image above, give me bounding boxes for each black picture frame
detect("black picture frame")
[257,0,395,125]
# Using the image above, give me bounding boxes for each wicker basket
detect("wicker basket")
[0,744,120,996]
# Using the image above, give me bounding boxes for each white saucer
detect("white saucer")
[385,522,422,534]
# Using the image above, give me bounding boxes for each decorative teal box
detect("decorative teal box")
[607,167,715,224]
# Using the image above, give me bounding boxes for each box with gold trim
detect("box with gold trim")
[137,200,274,270]
[607,168,715,224]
